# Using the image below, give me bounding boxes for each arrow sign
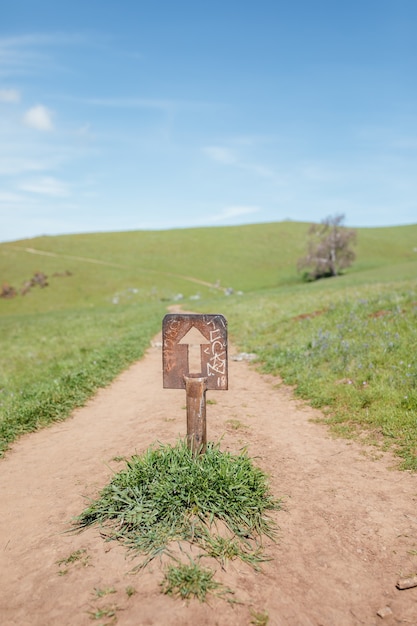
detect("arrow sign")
[162,313,228,455]
[178,325,209,374]
[162,313,228,390]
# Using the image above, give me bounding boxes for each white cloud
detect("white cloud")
[0,191,27,203]
[203,145,237,165]
[0,33,90,78]
[23,104,54,131]
[57,95,213,114]
[0,156,48,175]
[76,123,91,135]
[78,96,174,111]
[19,176,69,197]
[209,205,261,223]
[203,143,276,179]
[132,205,262,230]
[0,88,20,102]
[0,33,87,48]
[75,123,96,142]
[221,205,260,218]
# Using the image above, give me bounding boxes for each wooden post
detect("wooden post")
[184,375,207,455]
[162,314,228,455]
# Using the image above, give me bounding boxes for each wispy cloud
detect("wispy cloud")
[0,191,28,204]
[203,143,276,180]
[55,95,214,114]
[207,205,261,223]
[75,123,93,136]
[0,47,47,78]
[0,32,91,78]
[19,176,69,197]
[203,145,237,164]
[0,153,63,176]
[0,88,20,102]
[0,33,87,48]
[0,155,50,176]
[0,35,50,77]
[22,104,54,131]
[76,97,176,111]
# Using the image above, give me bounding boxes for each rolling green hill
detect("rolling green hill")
[2,221,417,311]
[1,221,416,466]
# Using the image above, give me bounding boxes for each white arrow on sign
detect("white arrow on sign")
[178,325,209,374]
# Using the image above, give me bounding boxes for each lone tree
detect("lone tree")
[297,214,357,281]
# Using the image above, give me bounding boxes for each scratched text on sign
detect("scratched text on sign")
[162,313,228,390]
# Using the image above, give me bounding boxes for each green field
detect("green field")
[1,221,416,468]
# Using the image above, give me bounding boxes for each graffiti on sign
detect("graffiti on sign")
[162,313,228,390]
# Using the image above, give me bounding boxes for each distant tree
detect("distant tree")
[297,214,357,281]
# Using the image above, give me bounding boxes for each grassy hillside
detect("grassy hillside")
[1,221,417,465]
[2,222,417,310]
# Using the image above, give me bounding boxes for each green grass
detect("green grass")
[125,586,136,597]
[75,440,280,566]
[1,221,417,467]
[161,561,234,603]
[93,587,117,598]
[87,606,118,622]
[250,609,270,626]
[57,548,91,575]
[193,275,417,470]
[3,223,416,309]
[75,440,279,601]
[0,301,163,455]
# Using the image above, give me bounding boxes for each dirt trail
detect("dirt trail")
[0,334,416,626]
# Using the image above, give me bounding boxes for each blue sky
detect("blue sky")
[1,0,416,242]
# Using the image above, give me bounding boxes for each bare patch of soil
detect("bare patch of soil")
[1,334,416,625]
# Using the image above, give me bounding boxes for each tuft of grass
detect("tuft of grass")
[160,561,233,602]
[250,609,269,625]
[201,533,267,570]
[226,418,247,431]
[125,586,136,597]
[75,440,280,570]
[74,441,280,593]
[87,605,118,622]
[57,548,91,574]
[57,549,88,566]
[93,587,116,598]
[75,440,280,602]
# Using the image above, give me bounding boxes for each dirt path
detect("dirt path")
[0,334,416,626]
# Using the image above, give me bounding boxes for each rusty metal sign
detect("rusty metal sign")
[162,313,228,390]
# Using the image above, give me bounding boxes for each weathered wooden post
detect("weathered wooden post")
[162,313,228,455]
[184,375,207,453]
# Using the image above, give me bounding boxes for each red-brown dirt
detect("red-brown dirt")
[1,333,416,625]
